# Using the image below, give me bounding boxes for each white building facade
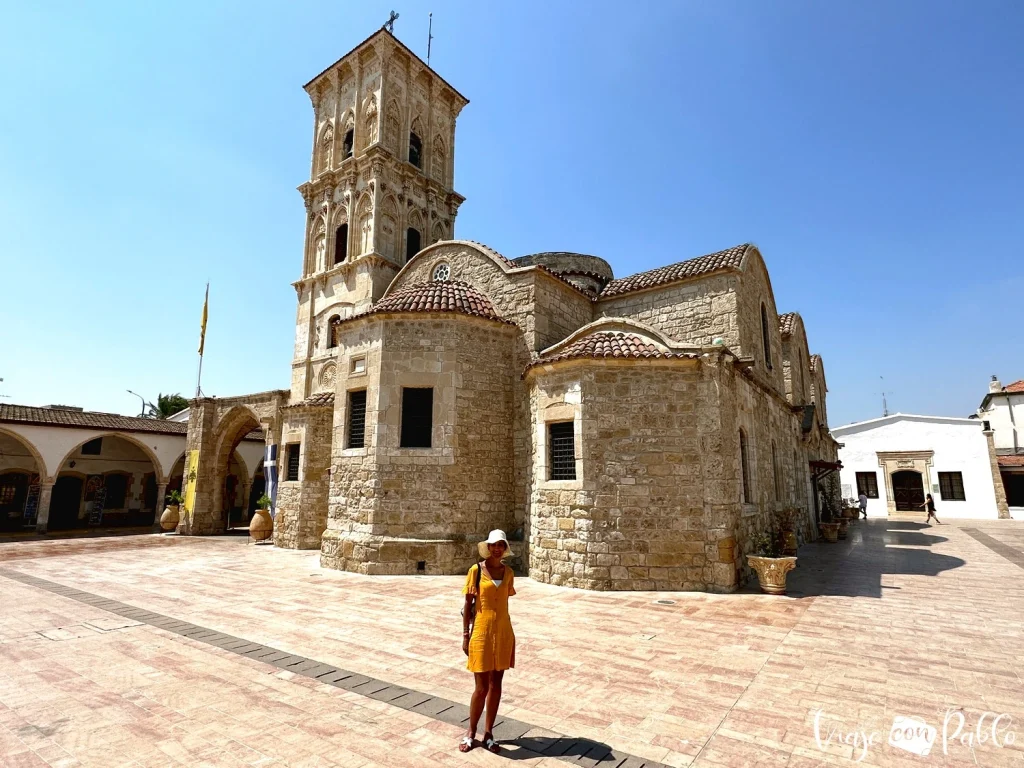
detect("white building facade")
[832,414,1003,519]
[976,376,1024,515]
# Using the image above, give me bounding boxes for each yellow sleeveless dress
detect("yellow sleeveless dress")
[463,564,516,673]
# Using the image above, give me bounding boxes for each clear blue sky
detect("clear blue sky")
[1,1,1021,425]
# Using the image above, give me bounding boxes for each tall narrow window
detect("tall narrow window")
[761,304,773,370]
[343,128,353,159]
[334,224,348,265]
[772,441,780,501]
[285,444,300,481]
[405,227,421,263]
[938,472,966,501]
[740,429,752,504]
[549,422,576,480]
[347,390,367,449]
[327,315,340,349]
[409,133,422,168]
[400,388,433,448]
[856,472,879,498]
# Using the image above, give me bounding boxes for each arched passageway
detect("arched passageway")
[0,430,43,532]
[48,434,160,530]
[210,408,262,533]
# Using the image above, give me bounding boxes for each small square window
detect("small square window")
[347,390,367,449]
[856,472,879,499]
[938,472,966,501]
[285,444,300,482]
[400,388,433,448]
[81,438,102,455]
[351,356,366,374]
[549,422,576,481]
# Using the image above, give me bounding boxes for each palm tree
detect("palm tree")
[146,393,190,419]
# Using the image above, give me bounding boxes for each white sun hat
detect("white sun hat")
[477,529,514,559]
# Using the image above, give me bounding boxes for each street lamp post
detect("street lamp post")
[127,389,147,418]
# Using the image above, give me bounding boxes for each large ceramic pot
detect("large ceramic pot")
[159,504,180,532]
[842,506,859,521]
[782,530,799,556]
[837,519,849,539]
[819,522,840,543]
[249,507,273,542]
[747,555,798,595]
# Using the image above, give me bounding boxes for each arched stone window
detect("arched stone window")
[405,227,421,263]
[334,223,348,265]
[327,315,341,349]
[385,100,400,155]
[431,136,446,185]
[311,218,327,273]
[761,303,773,370]
[356,195,373,255]
[364,95,378,145]
[740,429,752,504]
[409,131,422,168]
[380,197,398,261]
[318,125,334,174]
[431,221,445,244]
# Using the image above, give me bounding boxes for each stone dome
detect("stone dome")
[512,252,614,294]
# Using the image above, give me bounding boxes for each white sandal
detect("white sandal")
[458,736,475,752]
[484,735,501,753]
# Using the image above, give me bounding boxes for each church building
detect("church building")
[182,28,838,592]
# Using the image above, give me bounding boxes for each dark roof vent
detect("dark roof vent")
[45,404,84,411]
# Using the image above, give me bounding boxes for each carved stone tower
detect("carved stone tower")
[291,29,468,400]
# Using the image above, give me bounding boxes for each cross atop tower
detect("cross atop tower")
[383,11,399,34]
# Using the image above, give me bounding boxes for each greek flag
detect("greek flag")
[264,444,278,519]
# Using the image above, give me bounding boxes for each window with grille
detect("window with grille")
[285,444,300,481]
[938,472,966,501]
[856,472,879,498]
[81,438,102,455]
[400,388,433,448]
[347,390,367,449]
[740,429,752,503]
[548,422,576,481]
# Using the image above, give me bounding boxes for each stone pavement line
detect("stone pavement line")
[0,568,667,768]
[962,527,1024,569]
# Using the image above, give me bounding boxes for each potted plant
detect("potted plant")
[776,508,799,556]
[160,490,184,531]
[250,493,274,542]
[841,498,859,521]
[747,529,798,595]
[818,490,840,542]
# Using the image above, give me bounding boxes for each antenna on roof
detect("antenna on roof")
[427,13,434,68]
[384,10,399,34]
[880,376,891,417]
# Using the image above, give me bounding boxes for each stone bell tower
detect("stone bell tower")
[290,28,469,401]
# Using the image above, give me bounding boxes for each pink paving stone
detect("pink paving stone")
[0,516,1022,767]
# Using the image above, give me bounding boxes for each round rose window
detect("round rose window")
[433,263,451,282]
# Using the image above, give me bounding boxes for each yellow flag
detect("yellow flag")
[198,283,209,356]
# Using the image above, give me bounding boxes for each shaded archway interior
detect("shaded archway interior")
[212,410,263,532]
[0,431,42,532]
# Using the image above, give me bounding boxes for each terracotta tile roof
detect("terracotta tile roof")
[529,332,699,369]
[286,392,335,408]
[778,312,798,337]
[599,244,749,299]
[810,354,821,372]
[462,240,514,266]
[0,403,189,435]
[363,281,510,324]
[1005,380,1024,393]
[0,403,264,441]
[998,455,1024,468]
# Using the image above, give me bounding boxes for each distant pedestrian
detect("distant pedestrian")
[858,492,869,520]
[922,493,941,524]
[459,530,516,754]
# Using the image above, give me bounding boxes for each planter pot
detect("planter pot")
[837,519,849,539]
[782,530,798,556]
[747,555,798,595]
[841,507,859,521]
[819,523,839,543]
[249,508,273,542]
[159,504,180,532]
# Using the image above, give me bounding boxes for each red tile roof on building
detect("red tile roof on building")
[1005,380,1024,393]
[529,332,699,370]
[0,403,263,440]
[598,244,749,299]
[286,392,335,408]
[998,455,1024,468]
[810,354,821,372]
[778,312,798,336]
[361,281,511,324]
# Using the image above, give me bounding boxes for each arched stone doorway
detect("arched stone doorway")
[891,470,925,513]
[0,429,44,532]
[49,434,161,530]
[211,409,261,533]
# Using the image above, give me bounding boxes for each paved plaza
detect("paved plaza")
[1,518,1023,767]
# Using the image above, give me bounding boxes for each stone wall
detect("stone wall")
[595,275,739,349]
[274,403,333,549]
[733,249,787,398]
[780,315,812,407]
[321,314,517,575]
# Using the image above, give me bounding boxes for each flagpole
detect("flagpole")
[196,282,209,399]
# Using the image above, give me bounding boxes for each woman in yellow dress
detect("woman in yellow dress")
[458,529,516,754]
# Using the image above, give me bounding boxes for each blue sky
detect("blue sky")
[1,1,1021,425]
